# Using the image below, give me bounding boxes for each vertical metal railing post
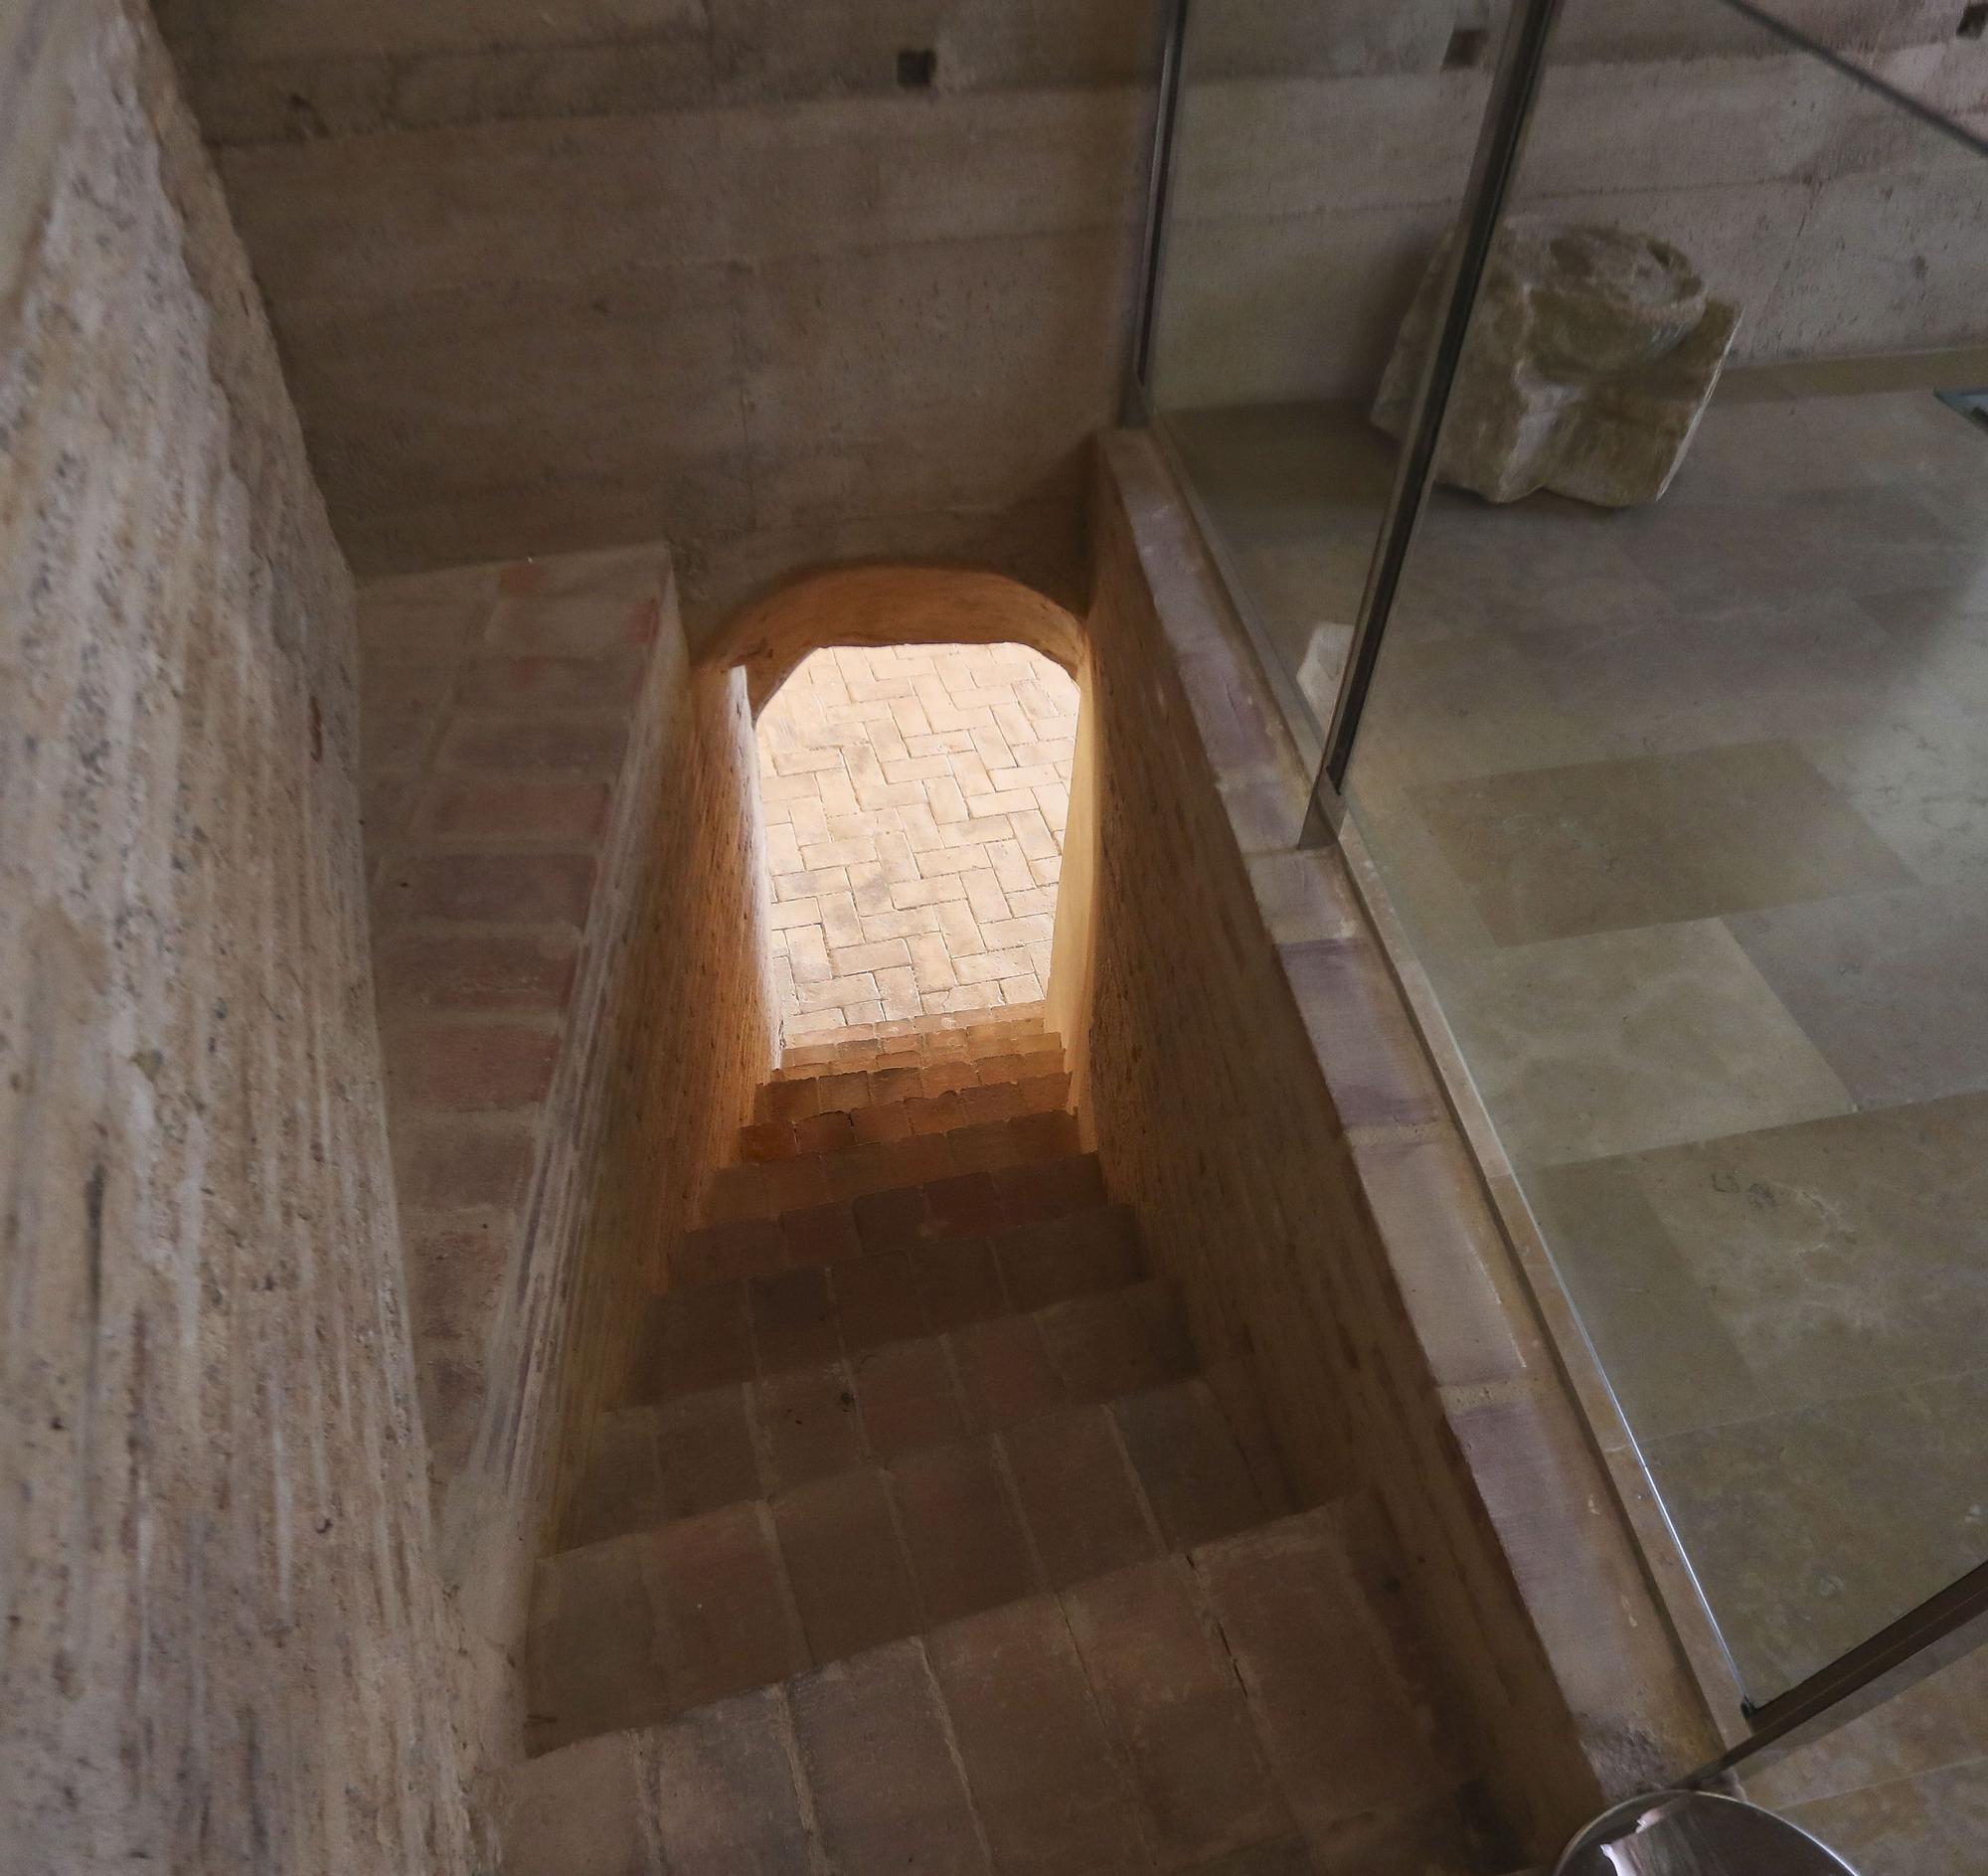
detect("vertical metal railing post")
[1301,0,1565,846]
[1122,0,1194,424]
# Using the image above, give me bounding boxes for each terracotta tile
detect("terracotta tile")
[950,1314,1068,1429]
[648,1503,806,1714]
[851,1336,966,1457]
[654,1384,764,1520]
[790,1641,991,1875]
[648,1688,816,1871]
[632,1284,754,1401]
[832,1251,929,1352]
[1196,1509,1441,1839]
[914,1237,1011,1332]
[1112,1380,1266,1549]
[773,1469,921,1663]
[890,1438,1038,1624]
[1037,1281,1193,1404]
[1001,1407,1159,1589]
[1064,1557,1292,1865]
[749,1267,839,1373]
[995,1206,1142,1311]
[754,1359,863,1493]
[928,1596,1145,1876]
[780,1199,862,1267]
[675,1218,785,1286]
[994,1154,1106,1227]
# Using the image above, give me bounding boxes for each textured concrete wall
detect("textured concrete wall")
[153,0,1162,591]
[355,544,776,1765]
[153,0,1988,592]
[1155,0,1988,409]
[1059,433,1724,1854]
[0,4,474,1867]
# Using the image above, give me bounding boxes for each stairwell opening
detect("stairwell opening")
[754,640,1078,1048]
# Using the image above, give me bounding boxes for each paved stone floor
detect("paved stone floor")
[756,642,1078,1040]
[1170,375,1988,1860]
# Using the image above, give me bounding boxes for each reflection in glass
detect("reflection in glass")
[1142,3,1495,757]
[1341,0,1988,1707]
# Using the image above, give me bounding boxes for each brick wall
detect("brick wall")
[0,5,473,1867]
[357,543,775,1762]
[1057,435,1722,1857]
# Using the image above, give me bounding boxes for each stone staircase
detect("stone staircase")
[496,1010,1511,1874]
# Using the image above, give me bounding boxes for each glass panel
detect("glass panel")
[1142,2,1498,764]
[1342,0,1988,1711]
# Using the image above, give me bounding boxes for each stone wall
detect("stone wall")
[356,544,776,1764]
[1055,432,1724,1856]
[1154,0,1988,409]
[0,4,474,1867]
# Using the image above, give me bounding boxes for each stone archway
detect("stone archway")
[698,562,1084,715]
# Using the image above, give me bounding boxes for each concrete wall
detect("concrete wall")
[0,4,474,1867]
[153,0,1988,597]
[1154,0,1988,409]
[355,544,776,1767]
[150,0,1169,597]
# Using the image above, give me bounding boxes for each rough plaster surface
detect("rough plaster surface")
[355,545,775,1766]
[0,5,473,1867]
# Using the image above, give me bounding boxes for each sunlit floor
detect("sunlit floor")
[1169,373,1988,1706]
[755,642,1077,1042]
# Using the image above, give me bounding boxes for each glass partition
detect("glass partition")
[1139,2,1499,764]
[1337,0,1988,1717]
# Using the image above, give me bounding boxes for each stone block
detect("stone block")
[1373,222,1740,507]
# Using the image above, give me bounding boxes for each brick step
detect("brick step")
[774,1006,1054,1079]
[633,1245,1176,1412]
[578,1238,1172,1545]
[501,1501,1506,1875]
[755,1051,1066,1124]
[781,1000,1051,1058]
[528,1370,1291,1757]
[666,1193,1142,1339]
[704,1120,1096,1226]
[745,1070,1070,1161]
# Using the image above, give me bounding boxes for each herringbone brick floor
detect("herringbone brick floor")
[756,642,1078,1040]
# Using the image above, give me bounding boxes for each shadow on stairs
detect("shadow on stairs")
[494,1007,1519,1874]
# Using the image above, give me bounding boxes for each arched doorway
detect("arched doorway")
[700,563,1087,1049]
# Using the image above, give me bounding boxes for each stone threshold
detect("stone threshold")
[1104,427,1734,1809]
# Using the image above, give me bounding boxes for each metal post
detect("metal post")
[1307,0,1564,823]
[1123,0,1193,423]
